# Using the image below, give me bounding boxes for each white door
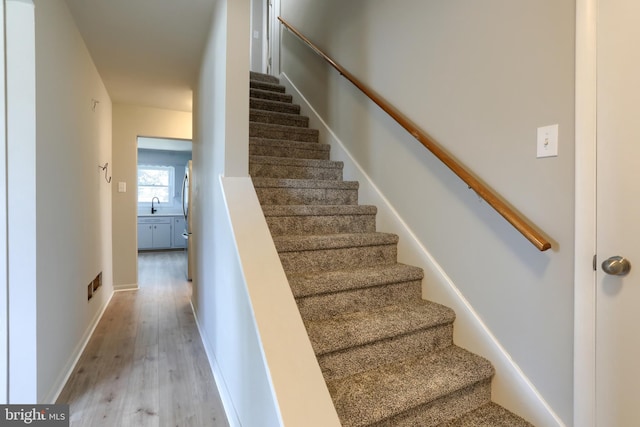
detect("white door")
[596,0,640,424]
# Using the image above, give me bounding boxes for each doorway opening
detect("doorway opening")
[136,137,193,282]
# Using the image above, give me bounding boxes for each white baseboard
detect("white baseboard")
[189,300,241,427]
[114,283,138,291]
[44,289,115,404]
[280,72,565,427]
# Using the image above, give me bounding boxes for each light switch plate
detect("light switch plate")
[118,181,126,193]
[537,124,559,158]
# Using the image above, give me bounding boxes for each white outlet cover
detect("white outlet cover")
[537,124,559,158]
[118,181,126,193]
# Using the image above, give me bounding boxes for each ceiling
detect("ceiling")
[64,0,216,112]
[138,137,192,152]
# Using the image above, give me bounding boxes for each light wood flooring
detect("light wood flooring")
[57,251,229,427]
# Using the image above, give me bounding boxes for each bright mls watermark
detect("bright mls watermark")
[0,405,69,426]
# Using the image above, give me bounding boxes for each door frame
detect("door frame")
[0,0,7,404]
[5,0,37,402]
[267,0,281,76]
[574,0,597,425]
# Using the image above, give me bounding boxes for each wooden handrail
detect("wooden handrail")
[278,16,552,252]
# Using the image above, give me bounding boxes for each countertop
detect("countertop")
[138,213,184,218]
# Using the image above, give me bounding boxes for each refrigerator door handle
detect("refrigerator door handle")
[181,173,188,220]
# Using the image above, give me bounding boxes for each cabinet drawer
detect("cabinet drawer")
[138,217,171,224]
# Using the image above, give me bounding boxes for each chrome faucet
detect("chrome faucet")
[151,197,160,214]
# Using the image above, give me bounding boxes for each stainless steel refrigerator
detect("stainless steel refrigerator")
[181,160,193,280]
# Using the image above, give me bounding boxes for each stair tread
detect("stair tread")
[249,108,306,120]
[442,403,533,427]
[249,139,331,160]
[249,80,286,93]
[250,109,309,127]
[250,155,343,169]
[250,86,289,95]
[273,232,398,252]
[250,97,300,114]
[250,122,319,142]
[250,88,292,103]
[288,263,422,297]
[306,298,456,355]
[252,177,358,189]
[250,137,329,151]
[251,163,343,181]
[261,204,376,218]
[249,71,279,84]
[327,346,494,427]
[250,121,318,134]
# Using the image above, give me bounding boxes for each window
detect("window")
[137,165,175,203]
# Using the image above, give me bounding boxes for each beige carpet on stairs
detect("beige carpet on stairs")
[248,70,533,427]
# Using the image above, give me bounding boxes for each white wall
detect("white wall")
[32,0,114,402]
[6,0,37,403]
[194,2,342,422]
[249,0,266,72]
[192,0,284,425]
[111,105,191,289]
[279,0,575,424]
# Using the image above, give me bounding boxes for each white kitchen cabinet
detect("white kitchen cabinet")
[138,223,153,249]
[172,216,186,248]
[152,223,172,248]
[138,217,172,250]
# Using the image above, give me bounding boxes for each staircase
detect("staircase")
[248,71,533,427]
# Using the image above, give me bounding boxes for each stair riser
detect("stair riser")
[250,110,309,128]
[255,187,358,206]
[249,143,330,160]
[289,264,424,299]
[250,98,301,115]
[297,280,422,320]
[250,71,279,84]
[250,123,319,143]
[250,88,292,103]
[319,324,454,382]
[374,379,492,427]
[278,244,397,274]
[250,163,342,180]
[250,80,286,93]
[265,214,375,236]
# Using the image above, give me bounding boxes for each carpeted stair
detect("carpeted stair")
[248,71,533,427]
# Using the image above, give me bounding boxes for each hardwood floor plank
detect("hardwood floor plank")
[57,251,229,427]
[120,343,160,427]
[79,346,134,426]
[63,293,139,424]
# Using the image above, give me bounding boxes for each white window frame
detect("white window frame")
[137,165,175,206]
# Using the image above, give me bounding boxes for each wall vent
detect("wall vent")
[88,271,102,301]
